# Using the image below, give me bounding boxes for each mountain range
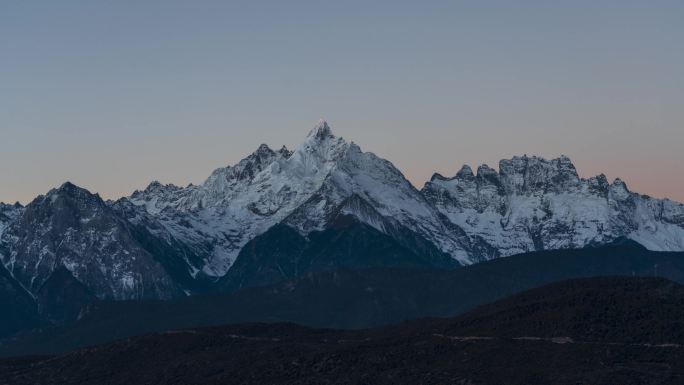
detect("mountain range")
[1,120,684,312]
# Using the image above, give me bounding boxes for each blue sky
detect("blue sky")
[2,0,683,203]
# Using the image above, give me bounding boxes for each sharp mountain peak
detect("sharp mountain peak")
[2,120,684,304]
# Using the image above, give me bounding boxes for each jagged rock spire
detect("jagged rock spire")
[307,119,334,140]
[455,165,475,179]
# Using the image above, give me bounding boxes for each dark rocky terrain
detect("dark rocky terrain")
[2,277,683,385]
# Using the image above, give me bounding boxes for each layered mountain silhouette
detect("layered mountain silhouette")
[3,240,684,356]
[3,276,684,385]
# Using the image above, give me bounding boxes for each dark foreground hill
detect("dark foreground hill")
[3,240,684,357]
[2,277,684,385]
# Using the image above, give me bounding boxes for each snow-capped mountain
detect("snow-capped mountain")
[422,155,684,258]
[125,122,684,272]
[1,120,684,303]
[125,120,472,277]
[0,183,182,301]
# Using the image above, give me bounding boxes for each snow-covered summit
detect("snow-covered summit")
[422,155,684,257]
[125,121,473,274]
[125,126,684,275]
[307,119,334,140]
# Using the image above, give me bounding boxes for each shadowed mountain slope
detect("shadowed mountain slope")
[219,215,459,291]
[2,277,684,385]
[0,264,42,339]
[3,241,684,357]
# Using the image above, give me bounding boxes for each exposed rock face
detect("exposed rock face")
[0,202,22,239]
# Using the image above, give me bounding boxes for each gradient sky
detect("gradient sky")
[2,0,683,204]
